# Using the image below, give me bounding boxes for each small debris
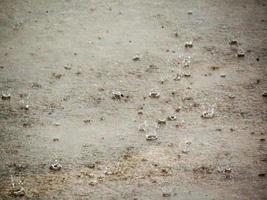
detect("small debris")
[262,92,267,97]
[89,180,97,186]
[53,122,61,126]
[162,192,171,197]
[132,55,140,61]
[104,171,113,175]
[64,64,72,70]
[258,173,266,177]
[174,73,182,81]
[32,82,42,88]
[182,149,189,154]
[53,138,59,142]
[12,187,26,197]
[158,119,166,125]
[229,40,238,45]
[183,72,191,77]
[185,141,191,145]
[2,93,11,100]
[174,32,178,37]
[175,107,181,112]
[83,119,91,123]
[217,167,232,179]
[237,49,245,57]
[50,162,62,171]
[86,163,95,168]
[187,10,193,15]
[146,135,158,141]
[185,41,193,48]
[228,94,235,99]
[210,66,220,70]
[52,73,63,79]
[183,57,191,67]
[137,110,143,115]
[149,90,160,98]
[220,74,226,78]
[201,108,215,119]
[112,90,124,99]
[138,125,146,132]
[168,115,177,121]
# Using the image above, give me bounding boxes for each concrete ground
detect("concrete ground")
[0,0,266,199]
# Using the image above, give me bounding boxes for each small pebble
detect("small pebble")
[132,55,140,61]
[201,108,215,119]
[1,93,11,100]
[162,192,171,197]
[149,90,160,98]
[50,163,62,171]
[146,135,158,141]
[229,40,238,45]
[64,64,72,70]
[112,90,124,99]
[158,119,166,125]
[185,41,193,48]
[262,92,267,97]
[168,115,177,121]
[237,49,245,57]
[12,187,26,197]
[187,10,193,15]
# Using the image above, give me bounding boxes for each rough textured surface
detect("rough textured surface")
[0,0,266,199]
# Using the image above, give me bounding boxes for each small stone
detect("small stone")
[83,119,91,123]
[187,10,193,15]
[158,119,166,125]
[12,187,26,197]
[50,163,62,171]
[229,40,238,45]
[182,149,189,154]
[112,90,124,99]
[137,110,143,115]
[138,126,146,132]
[183,72,191,77]
[2,93,11,100]
[89,180,97,186]
[185,41,193,48]
[220,74,226,77]
[53,122,61,126]
[185,141,191,145]
[260,138,265,142]
[237,49,245,57]
[174,73,182,81]
[32,82,42,88]
[168,115,177,121]
[104,171,113,175]
[211,66,220,70]
[149,90,160,98]
[258,173,266,177]
[174,32,178,37]
[146,135,158,141]
[183,58,191,67]
[162,192,171,197]
[53,138,59,142]
[262,92,267,97]
[228,94,235,99]
[201,108,215,119]
[64,64,72,70]
[175,107,181,112]
[52,73,63,79]
[132,55,140,61]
